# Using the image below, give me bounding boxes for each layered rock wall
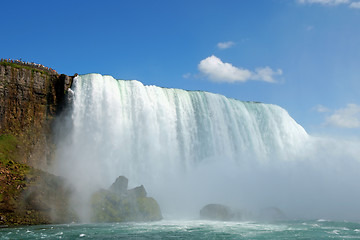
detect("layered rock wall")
[0,63,72,169]
[0,62,75,226]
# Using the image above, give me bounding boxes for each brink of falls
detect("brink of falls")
[54,73,360,221]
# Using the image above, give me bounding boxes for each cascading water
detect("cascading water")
[54,73,360,221]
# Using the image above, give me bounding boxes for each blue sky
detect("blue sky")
[2,0,360,137]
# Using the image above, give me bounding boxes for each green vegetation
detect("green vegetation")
[0,61,50,76]
[0,134,29,180]
[136,197,162,220]
[91,176,162,223]
[91,190,162,222]
[0,134,18,162]
[0,134,78,226]
[91,190,125,222]
[0,134,32,225]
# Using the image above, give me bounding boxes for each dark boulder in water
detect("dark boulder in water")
[91,176,162,222]
[200,204,242,221]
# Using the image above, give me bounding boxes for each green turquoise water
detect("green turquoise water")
[1,220,360,239]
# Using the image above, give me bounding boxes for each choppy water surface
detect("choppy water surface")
[1,220,360,239]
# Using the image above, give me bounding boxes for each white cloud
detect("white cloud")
[350,1,360,8]
[298,0,350,5]
[314,104,331,113]
[306,25,315,31]
[325,104,360,128]
[198,55,282,83]
[297,0,360,9]
[217,41,235,49]
[182,73,191,79]
[198,56,251,83]
[252,67,283,83]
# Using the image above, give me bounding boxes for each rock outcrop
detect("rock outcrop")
[91,176,162,222]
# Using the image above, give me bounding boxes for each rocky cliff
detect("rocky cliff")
[0,61,72,169]
[0,61,76,226]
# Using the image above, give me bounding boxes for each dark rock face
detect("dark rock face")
[91,176,162,222]
[0,63,72,169]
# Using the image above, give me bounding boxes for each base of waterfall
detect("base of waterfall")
[2,220,360,239]
[90,176,162,222]
[200,204,286,222]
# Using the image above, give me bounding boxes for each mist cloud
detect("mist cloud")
[55,74,360,222]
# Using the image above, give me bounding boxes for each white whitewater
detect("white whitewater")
[54,73,360,221]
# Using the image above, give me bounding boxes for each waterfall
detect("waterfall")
[54,73,360,221]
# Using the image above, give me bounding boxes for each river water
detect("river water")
[1,219,360,239]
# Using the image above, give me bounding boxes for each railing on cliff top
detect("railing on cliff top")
[0,58,58,75]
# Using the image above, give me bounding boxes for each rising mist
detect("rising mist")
[53,74,360,222]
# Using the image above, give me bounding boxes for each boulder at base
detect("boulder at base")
[200,204,243,221]
[91,176,162,222]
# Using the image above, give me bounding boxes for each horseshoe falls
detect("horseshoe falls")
[54,73,360,222]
